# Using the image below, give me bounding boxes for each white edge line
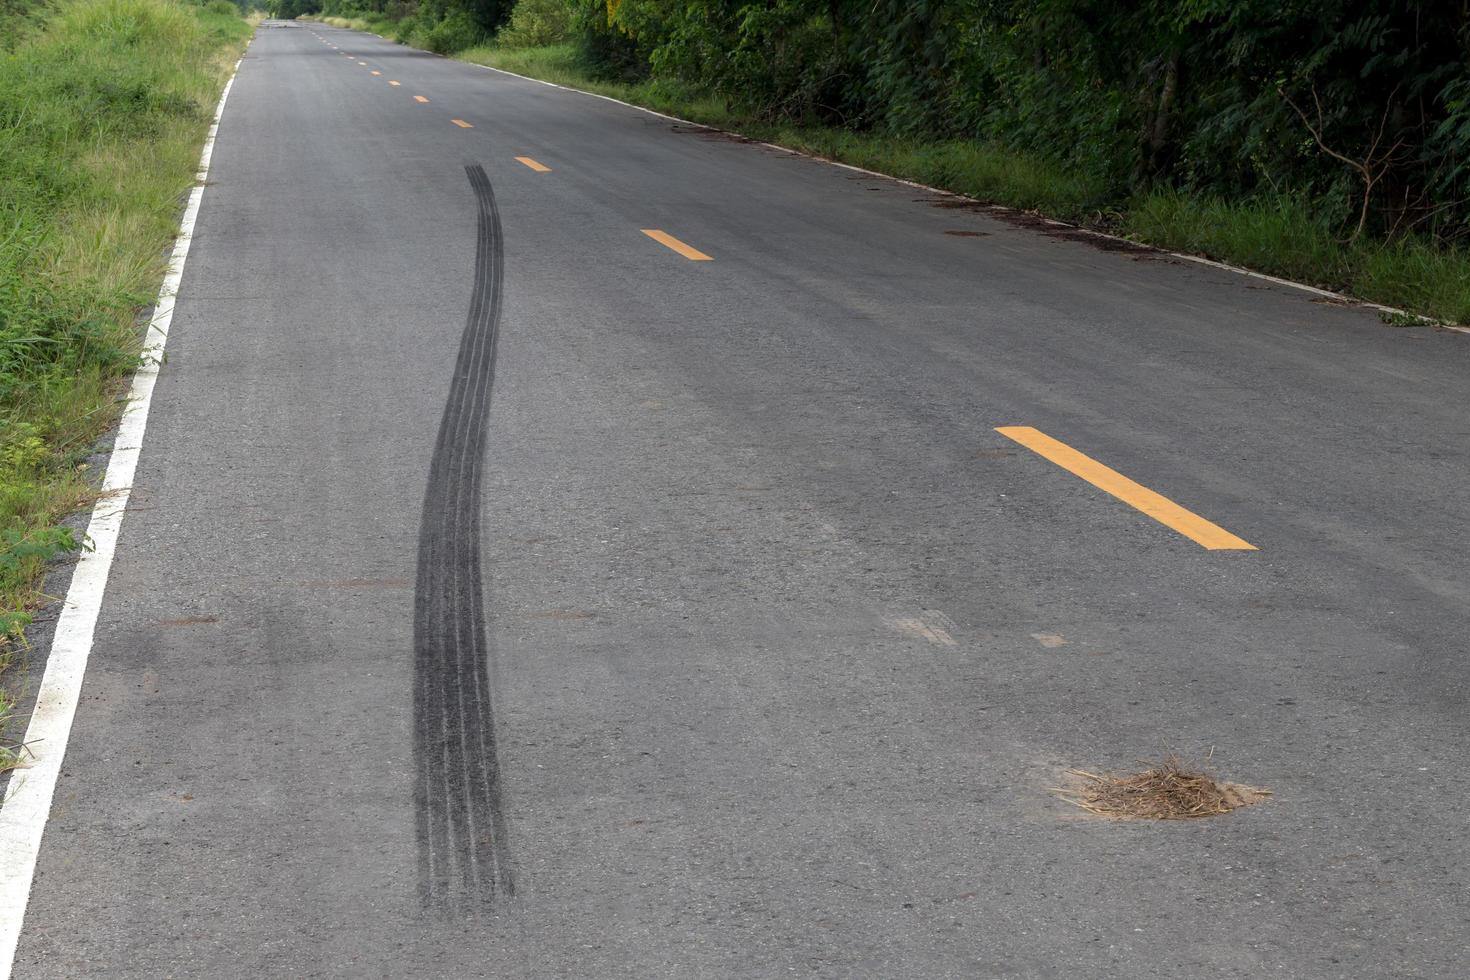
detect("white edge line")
[464,56,1467,335]
[0,47,248,979]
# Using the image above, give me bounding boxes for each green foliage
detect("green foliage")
[0,0,218,412]
[464,13,1470,327]
[1126,191,1351,284]
[557,0,1470,249]
[312,0,510,50]
[1125,191,1470,324]
[420,8,481,52]
[272,0,320,19]
[1354,238,1470,325]
[494,0,567,48]
[0,0,247,700]
[563,0,645,80]
[0,526,86,640]
[0,0,56,46]
[0,526,84,578]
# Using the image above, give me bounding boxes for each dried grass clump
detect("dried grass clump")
[1056,755,1269,820]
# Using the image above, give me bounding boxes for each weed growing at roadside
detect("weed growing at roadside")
[0,0,249,721]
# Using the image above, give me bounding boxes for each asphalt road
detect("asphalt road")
[11,19,1470,978]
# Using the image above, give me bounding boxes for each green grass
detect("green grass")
[1124,192,1351,286]
[1353,239,1470,323]
[1126,192,1470,324]
[458,42,1470,326]
[750,130,1108,218]
[0,0,251,759]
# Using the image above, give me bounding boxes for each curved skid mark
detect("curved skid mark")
[412,164,513,912]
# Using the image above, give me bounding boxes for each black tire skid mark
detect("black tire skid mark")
[413,164,513,912]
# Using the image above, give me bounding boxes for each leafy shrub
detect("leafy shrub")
[421,9,482,53]
[495,0,569,49]
[565,0,644,81]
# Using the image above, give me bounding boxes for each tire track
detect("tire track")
[412,164,513,911]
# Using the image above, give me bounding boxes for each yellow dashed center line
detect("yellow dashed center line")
[414,95,430,103]
[641,229,713,261]
[357,61,367,66]
[451,118,474,128]
[371,70,381,76]
[995,426,1256,550]
[515,156,552,172]
[388,80,401,86]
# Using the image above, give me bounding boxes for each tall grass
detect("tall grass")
[1127,192,1470,324]
[0,0,250,753]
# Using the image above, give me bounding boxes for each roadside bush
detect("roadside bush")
[495,0,568,49]
[567,0,645,81]
[421,8,480,53]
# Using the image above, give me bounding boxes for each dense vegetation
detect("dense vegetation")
[0,0,250,744]
[580,1,1470,244]
[279,0,513,52]
[324,0,1470,321]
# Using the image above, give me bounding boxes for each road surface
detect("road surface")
[10,19,1470,978]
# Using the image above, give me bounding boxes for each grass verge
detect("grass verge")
[454,42,1470,325]
[0,0,252,763]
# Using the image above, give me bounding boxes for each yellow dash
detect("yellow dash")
[357,61,367,65]
[995,426,1256,551]
[414,95,429,103]
[371,70,382,76]
[388,80,401,86]
[515,156,551,172]
[451,118,474,128]
[641,229,713,261]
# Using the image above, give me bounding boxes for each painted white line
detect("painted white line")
[0,52,247,980]
[466,58,1465,333]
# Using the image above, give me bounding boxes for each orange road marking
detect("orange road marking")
[451,118,474,128]
[641,229,713,261]
[515,156,551,172]
[995,426,1256,550]
[414,96,429,103]
[388,80,401,86]
[371,70,381,76]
